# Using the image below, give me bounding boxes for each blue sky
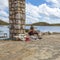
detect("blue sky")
[0,0,60,24]
[26,0,46,6]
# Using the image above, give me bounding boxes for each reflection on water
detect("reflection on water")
[0,25,60,39]
[0,26,9,39]
[25,26,60,32]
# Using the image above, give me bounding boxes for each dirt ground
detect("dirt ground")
[0,34,60,60]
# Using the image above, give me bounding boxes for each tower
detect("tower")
[9,0,25,39]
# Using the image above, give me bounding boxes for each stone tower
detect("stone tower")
[9,0,25,39]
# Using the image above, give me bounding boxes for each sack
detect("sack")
[19,34,26,40]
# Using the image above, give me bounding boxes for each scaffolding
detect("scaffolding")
[9,0,25,39]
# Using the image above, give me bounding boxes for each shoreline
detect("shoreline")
[0,34,60,60]
[0,32,60,40]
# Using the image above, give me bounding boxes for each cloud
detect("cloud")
[0,10,8,17]
[26,3,41,24]
[0,0,60,24]
[39,4,60,18]
[0,0,9,22]
[0,0,8,10]
[26,2,60,24]
[46,0,60,8]
[46,0,58,3]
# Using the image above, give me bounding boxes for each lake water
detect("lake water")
[0,25,60,39]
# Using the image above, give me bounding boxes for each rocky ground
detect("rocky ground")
[0,34,60,60]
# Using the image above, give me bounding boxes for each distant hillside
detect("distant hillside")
[26,22,60,26]
[50,24,60,26]
[0,20,60,26]
[0,20,9,25]
[32,22,50,26]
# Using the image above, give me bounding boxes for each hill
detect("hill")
[0,20,9,25]
[50,24,60,26]
[32,22,50,26]
[0,20,60,26]
[26,22,60,26]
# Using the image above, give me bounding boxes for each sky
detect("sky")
[0,0,60,24]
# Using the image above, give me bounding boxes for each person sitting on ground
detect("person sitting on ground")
[28,25,41,39]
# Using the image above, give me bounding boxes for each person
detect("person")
[28,25,35,35]
[28,25,41,39]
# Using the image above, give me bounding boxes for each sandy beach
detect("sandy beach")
[0,34,60,60]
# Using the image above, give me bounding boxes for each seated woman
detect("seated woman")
[28,26,35,35]
[28,26,41,39]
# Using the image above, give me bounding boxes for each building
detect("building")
[9,0,25,39]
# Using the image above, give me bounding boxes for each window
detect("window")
[9,2,11,5]
[10,20,12,23]
[18,8,20,10]
[10,11,12,15]
[12,4,14,7]
[12,15,14,18]
[21,20,24,24]
[14,1,17,4]
[22,9,25,12]
[14,25,21,29]
[16,13,20,19]
[15,3,18,7]
[11,8,14,10]
[15,20,21,24]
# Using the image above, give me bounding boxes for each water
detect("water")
[25,26,60,32]
[0,25,60,39]
[0,26,9,39]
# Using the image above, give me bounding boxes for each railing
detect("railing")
[0,33,7,38]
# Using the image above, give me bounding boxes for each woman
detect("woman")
[28,25,35,35]
[28,26,41,39]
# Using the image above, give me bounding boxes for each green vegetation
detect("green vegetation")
[26,24,31,26]
[25,29,29,32]
[0,20,60,26]
[32,22,50,26]
[0,20,9,25]
[50,24,60,26]
[26,22,60,26]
